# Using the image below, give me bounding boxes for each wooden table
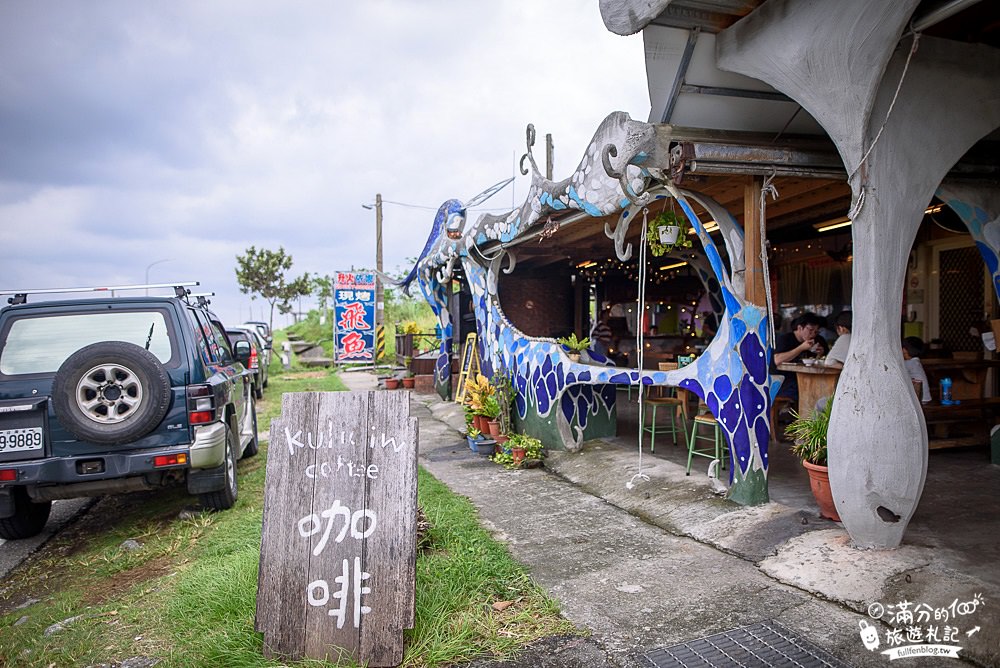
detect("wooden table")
[920,358,1000,401]
[777,362,841,417]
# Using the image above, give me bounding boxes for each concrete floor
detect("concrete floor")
[340,374,1000,666]
[612,390,1000,590]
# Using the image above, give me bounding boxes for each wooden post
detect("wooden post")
[256,391,418,666]
[743,175,767,307]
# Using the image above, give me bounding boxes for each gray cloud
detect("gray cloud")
[0,0,649,326]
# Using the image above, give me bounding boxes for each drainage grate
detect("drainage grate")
[644,620,853,668]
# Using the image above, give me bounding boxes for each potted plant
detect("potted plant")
[466,427,482,453]
[648,210,694,257]
[481,395,502,438]
[557,333,590,362]
[491,372,515,444]
[508,433,528,465]
[785,400,840,522]
[521,435,543,463]
[464,374,495,432]
[384,376,401,390]
[402,370,415,389]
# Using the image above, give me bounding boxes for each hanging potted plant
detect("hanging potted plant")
[648,210,694,257]
[785,400,840,522]
[556,333,590,362]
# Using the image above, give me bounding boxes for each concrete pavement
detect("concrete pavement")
[339,374,1000,667]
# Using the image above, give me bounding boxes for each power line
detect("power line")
[380,199,512,212]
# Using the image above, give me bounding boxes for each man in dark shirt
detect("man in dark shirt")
[590,309,614,357]
[772,312,824,400]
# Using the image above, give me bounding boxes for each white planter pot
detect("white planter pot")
[658,225,680,245]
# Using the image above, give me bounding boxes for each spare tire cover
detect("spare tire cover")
[52,341,172,445]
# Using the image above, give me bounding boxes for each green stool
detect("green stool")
[642,396,688,452]
[686,412,727,475]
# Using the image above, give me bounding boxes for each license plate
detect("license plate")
[0,427,44,453]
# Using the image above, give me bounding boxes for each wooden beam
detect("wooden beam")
[744,176,767,307]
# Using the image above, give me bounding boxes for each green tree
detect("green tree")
[313,274,334,322]
[235,246,311,332]
[276,273,314,323]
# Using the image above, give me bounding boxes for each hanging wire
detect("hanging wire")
[759,172,779,348]
[628,208,651,489]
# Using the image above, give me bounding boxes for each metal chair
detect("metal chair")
[686,409,727,475]
[642,395,689,452]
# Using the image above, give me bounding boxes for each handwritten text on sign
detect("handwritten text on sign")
[256,391,418,667]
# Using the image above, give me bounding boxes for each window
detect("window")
[209,320,234,363]
[1,310,175,376]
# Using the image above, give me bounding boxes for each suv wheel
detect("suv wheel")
[0,487,52,540]
[199,425,238,511]
[52,342,172,445]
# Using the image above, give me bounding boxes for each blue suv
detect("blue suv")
[0,285,257,539]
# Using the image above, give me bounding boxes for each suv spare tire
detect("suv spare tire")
[53,341,172,445]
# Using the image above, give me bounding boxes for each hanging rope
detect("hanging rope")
[628,208,651,489]
[759,172,779,348]
[848,33,922,219]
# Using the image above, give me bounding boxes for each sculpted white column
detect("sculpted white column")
[718,0,1000,546]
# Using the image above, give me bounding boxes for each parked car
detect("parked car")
[243,321,272,349]
[226,328,265,399]
[242,321,272,374]
[0,284,257,540]
[247,328,270,388]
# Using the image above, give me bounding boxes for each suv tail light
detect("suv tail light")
[0,469,17,482]
[249,347,259,370]
[186,384,217,424]
[154,453,188,467]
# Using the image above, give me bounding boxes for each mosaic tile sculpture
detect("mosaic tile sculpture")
[406,112,775,503]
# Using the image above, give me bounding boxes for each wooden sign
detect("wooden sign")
[255,391,418,666]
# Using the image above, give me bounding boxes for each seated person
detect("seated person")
[824,311,852,368]
[903,336,931,403]
[589,309,614,358]
[771,312,824,400]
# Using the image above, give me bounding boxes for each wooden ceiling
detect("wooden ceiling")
[510,174,852,271]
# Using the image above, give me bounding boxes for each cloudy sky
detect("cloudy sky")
[0,1,649,327]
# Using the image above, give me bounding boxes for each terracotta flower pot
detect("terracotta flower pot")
[495,434,509,445]
[511,447,526,465]
[384,378,400,390]
[402,377,415,389]
[474,415,488,433]
[487,420,501,438]
[802,460,840,522]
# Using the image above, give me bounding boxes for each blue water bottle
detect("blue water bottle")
[940,377,953,405]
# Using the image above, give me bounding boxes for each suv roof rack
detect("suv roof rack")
[188,292,216,308]
[1,282,200,306]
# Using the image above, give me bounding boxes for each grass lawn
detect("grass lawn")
[0,364,574,667]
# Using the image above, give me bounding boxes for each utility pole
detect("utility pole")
[375,193,384,329]
[545,133,554,180]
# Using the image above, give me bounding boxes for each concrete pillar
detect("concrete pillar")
[719,0,1000,546]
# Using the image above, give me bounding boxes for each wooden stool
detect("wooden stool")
[642,395,688,452]
[770,396,794,441]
